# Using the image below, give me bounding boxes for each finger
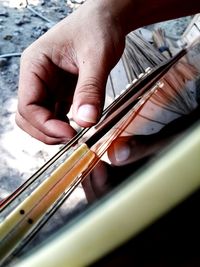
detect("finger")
[108,135,166,166]
[108,137,132,166]
[82,161,109,202]
[18,102,76,139]
[54,101,71,122]
[15,111,72,145]
[72,59,108,127]
[18,56,76,140]
[90,161,109,194]
[107,136,151,166]
[82,175,97,203]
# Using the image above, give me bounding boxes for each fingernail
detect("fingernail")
[114,142,131,162]
[77,104,98,123]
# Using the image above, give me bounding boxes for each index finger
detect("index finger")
[17,49,76,142]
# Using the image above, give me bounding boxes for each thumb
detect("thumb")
[72,62,108,127]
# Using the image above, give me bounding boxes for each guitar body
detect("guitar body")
[1,34,200,267]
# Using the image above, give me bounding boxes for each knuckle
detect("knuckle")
[77,77,104,101]
[15,112,21,127]
[43,136,52,145]
[15,110,27,131]
[20,47,31,62]
[17,104,26,119]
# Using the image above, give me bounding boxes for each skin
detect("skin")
[16,0,199,145]
[13,4,200,260]
[15,0,200,196]
[83,105,200,201]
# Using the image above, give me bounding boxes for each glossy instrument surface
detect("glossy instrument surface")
[1,40,200,266]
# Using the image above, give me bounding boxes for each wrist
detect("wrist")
[89,0,199,36]
[94,0,137,35]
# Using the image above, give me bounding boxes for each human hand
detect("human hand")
[16,0,198,145]
[83,103,199,202]
[83,128,180,202]
[83,134,164,202]
[16,0,126,144]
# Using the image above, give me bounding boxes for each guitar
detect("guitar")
[0,37,200,267]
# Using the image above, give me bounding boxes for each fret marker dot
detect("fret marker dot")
[19,209,25,215]
[28,218,33,224]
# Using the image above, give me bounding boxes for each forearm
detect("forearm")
[17,0,199,144]
[92,0,200,35]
